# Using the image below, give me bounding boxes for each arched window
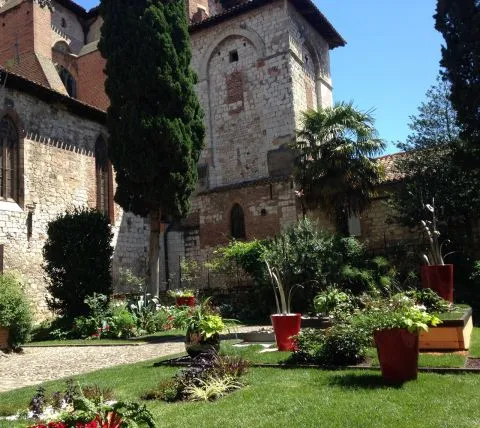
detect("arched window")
[0,116,18,201]
[231,203,245,239]
[95,137,113,222]
[53,41,71,54]
[57,66,76,98]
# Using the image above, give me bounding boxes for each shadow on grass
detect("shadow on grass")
[327,373,406,390]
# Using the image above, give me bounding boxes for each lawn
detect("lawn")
[1,354,480,428]
[2,329,479,427]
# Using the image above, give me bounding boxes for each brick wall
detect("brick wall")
[33,1,52,60]
[77,51,108,110]
[0,2,36,71]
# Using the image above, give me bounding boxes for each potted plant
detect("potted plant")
[356,294,441,383]
[167,289,196,307]
[172,298,225,357]
[420,198,454,302]
[264,259,302,351]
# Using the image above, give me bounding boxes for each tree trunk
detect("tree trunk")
[148,209,161,296]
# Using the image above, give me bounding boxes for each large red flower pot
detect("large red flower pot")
[176,296,195,307]
[374,328,419,384]
[271,313,301,351]
[420,264,454,302]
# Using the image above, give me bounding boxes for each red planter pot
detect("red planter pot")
[374,328,419,384]
[176,296,195,307]
[271,313,301,351]
[420,264,454,302]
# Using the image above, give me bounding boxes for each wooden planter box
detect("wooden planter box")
[419,306,473,351]
[0,327,9,350]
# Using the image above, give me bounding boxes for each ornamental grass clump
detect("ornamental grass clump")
[143,352,249,403]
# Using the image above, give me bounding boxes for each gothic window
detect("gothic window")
[230,203,245,239]
[57,66,76,98]
[0,116,19,201]
[95,137,113,222]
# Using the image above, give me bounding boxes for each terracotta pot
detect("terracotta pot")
[176,296,195,307]
[374,328,419,383]
[0,327,8,350]
[420,264,454,302]
[271,313,301,351]
[185,329,220,357]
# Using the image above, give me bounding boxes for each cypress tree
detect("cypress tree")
[99,0,205,294]
[435,0,480,143]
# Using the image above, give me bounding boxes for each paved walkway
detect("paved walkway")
[0,326,264,393]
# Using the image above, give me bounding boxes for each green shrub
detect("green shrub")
[109,304,137,338]
[43,208,114,321]
[211,219,397,315]
[289,325,369,366]
[0,272,33,348]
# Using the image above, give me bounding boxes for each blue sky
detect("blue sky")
[76,0,444,154]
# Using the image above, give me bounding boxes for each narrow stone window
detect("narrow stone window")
[95,137,113,223]
[57,66,77,98]
[229,50,239,63]
[0,116,18,202]
[231,203,245,239]
[61,17,67,28]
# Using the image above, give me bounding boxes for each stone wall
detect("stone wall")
[0,85,149,317]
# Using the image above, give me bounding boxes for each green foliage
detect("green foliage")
[354,293,442,333]
[128,294,160,335]
[289,325,369,366]
[0,272,33,348]
[62,395,157,427]
[143,352,248,404]
[43,208,113,320]
[210,239,266,281]
[389,75,480,240]
[212,219,397,315]
[114,268,146,294]
[435,0,480,144]
[99,0,204,219]
[404,288,452,314]
[173,298,225,338]
[293,102,385,230]
[313,286,353,317]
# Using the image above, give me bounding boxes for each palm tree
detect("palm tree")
[294,102,386,233]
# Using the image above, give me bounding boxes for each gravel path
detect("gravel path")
[0,326,264,393]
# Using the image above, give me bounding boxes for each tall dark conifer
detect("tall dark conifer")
[435,0,480,143]
[99,0,205,293]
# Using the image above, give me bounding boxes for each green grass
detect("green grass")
[469,327,480,358]
[222,341,467,368]
[436,304,471,321]
[1,357,480,427]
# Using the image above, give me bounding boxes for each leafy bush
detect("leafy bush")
[313,286,353,317]
[405,288,452,313]
[43,208,113,321]
[0,272,33,348]
[289,325,369,366]
[354,293,442,333]
[211,219,397,315]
